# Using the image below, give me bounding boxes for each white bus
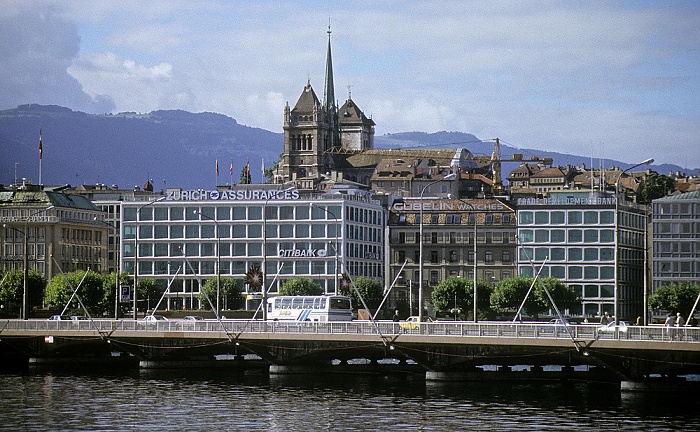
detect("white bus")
[267,295,353,322]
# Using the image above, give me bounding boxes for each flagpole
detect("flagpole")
[38,129,43,185]
[229,161,233,186]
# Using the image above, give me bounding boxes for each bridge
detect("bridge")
[1,319,698,389]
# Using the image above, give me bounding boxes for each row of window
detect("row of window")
[518,228,614,243]
[518,247,614,262]
[124,223,341,240]
[397,213,512,225]
[519,210,614,225]
[134,204,383,227]
[397,249,511,264]
[519,265,615,280]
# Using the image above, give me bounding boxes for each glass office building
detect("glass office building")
[120,186,384,311]
[515,191,646,320]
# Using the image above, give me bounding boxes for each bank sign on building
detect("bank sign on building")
[121,186,385,311]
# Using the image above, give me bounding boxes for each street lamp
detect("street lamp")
[448,194,478,322]
[614,158,653,325]
[311,203,340,294]
[95,217,120,319]
[133,196,166,320]
[4,205,54,319]
[193,209,221,317]
[418,172,456,323]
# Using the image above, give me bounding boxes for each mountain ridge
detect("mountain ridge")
[0,104,692,191]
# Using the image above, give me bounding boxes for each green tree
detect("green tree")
[649,282,700,317]
[279,277,323,296]
[45,270,106,317]
[431,276,470,318]
[263,153,284,184]
[432,277,493,320]
[639,172,675,204]
[198,277,244,311]
[138,278,165,313]
[239,163,252,184]
[0,269,46,318]
[349,276,383,314]
[490,276,577,318]
[101,271,132,318]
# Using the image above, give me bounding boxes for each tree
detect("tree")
[431,276,469,318]
[349,276,383,314]
[263,153,284,184]
[490,276,578,319]
[432,277,493,320]
[649,282,700,317]
[198,277,244,311]
[239,163,252,184]
[45,270,107,317]
[639,172,675,204]
[138,278,165,313]
[0,269,46,318]
[101,271,132,318]
[278,277,323,296]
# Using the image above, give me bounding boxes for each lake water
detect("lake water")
[1,367,699,431]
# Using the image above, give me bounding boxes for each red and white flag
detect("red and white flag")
[229,162,233,176]
[39,129,43,160]
[216,159,219,177]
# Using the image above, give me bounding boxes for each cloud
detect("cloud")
[0,7,114,113]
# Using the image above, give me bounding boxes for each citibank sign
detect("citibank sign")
[167,188,299,201]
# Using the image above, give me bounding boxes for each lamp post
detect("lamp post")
[95,217,120,319]
[448,194,478,322]
[613,158,653,325]
[311,204,340,294]
[418,172,456,323]
[133,197,166,320]
[194,209,221,317]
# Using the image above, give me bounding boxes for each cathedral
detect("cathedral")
[278,27,376,190]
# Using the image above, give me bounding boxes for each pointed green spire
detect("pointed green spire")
[323,24,335,112]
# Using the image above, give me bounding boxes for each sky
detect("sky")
[1,0,699,169]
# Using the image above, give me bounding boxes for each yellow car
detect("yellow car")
[399,316,433,330]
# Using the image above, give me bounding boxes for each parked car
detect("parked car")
[597,321,629,334]
[48,315,71,321]
[183,315,204,321]
[547,318,572,326]
[142,315,168,322]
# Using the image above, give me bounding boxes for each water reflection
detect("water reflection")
[1,368,699,431]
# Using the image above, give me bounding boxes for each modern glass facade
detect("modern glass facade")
[120,187,384,311]
[515,192,646,320]
[652,191,700,292]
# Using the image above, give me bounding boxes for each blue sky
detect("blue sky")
[1,0,698,169]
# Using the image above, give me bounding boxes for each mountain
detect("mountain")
[0,104,283,190]
[0,105,691,191]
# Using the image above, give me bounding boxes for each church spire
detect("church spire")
[323,23,335,112]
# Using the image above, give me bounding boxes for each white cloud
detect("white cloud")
[1,0,698,168]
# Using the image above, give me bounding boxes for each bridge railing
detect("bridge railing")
[2,319,698,343]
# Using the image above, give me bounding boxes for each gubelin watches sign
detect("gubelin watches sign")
[166,188,300,201]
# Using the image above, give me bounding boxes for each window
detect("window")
[550,248,565,261]
[584,248,598,261]
[551,229,565,242]
[535,230,549,242]
[600,211,614,224]
[584,211,598,224]
[568,230,582,243]
[485,250,493,263]
[502,251,511,263]
[535,211,549,224]
[569,248,583,261]
[449,250,458,262]
[431,214,439,224]
[430,250,438,264]
[569,211,582,224]
[600,230,614,242]
[551,211,565,224]
[584,230,598,242]
[519,212,533,224]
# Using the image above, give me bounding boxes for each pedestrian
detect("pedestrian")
[600,312,610,325]
[392,309,400,322]
[675,312,685,340]
[664,313,674,340]
[635,316,642,326]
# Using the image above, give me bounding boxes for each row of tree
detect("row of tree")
[0,269,697,321]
